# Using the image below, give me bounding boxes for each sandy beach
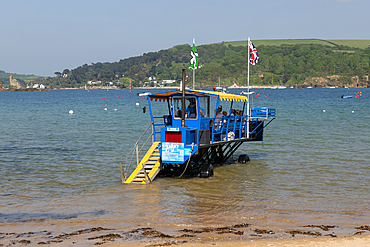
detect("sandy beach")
[106,235,370,247]
[1,222,369,246]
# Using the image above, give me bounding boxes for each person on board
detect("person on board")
[186,98,206,118]
[214,105,223,130]
[222,111,228,123]
[186,98,197,118]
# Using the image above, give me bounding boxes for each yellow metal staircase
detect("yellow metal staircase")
[124,142,161,184]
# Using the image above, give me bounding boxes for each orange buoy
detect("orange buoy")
[256,93,260,97]
[263,92,265,94]
[102,97,105,99]
[117,96,119,98]
[142,96,144,99]
[264,96,267,98]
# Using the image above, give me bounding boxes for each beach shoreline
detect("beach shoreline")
[1,221,369,246]
[106,234,370,247]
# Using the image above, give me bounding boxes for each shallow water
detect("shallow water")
[0,88,369,237]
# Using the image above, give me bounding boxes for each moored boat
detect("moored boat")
[240,91,255,95]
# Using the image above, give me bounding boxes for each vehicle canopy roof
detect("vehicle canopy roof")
[148,89,248,102]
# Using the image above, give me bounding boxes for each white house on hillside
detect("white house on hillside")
[162,79,175,84]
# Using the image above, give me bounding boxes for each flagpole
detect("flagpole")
[193,68,195,90]
[193,38,195,90]
[247,37,250,138]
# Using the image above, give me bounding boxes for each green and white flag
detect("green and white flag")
[190,42,198,69]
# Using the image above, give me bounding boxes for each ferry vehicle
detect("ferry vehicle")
[121,82,276,184]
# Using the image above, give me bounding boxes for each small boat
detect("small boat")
[277,86,287,89]
[240,91,255,95]
[137,92,151,96]
[270,86,277,89]
[341,95,353,99]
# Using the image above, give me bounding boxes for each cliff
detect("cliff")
[9,75,22,90]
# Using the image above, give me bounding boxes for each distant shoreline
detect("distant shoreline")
[7,85,364,91]
[53,85,367,90]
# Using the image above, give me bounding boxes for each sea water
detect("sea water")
[0,88,369,236]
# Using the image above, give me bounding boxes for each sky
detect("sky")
[1,0,369,77]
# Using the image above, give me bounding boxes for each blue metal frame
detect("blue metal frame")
[146,90,276,164]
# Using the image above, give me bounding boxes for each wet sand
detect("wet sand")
[1,223,369,246]
[107,235,370,247]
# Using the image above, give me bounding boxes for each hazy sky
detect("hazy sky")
[1,0,369,76]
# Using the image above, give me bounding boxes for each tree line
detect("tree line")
[41,42,370,88]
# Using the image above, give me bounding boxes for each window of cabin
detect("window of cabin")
[173,97,197,119]
[199,96,209,118]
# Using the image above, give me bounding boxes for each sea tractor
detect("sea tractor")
[122,72,276,184]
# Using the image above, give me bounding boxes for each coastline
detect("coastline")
[1,221,369,246]
[106,234,370,247]
[56,85,366,90]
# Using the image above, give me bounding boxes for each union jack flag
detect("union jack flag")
[249,40,259,65]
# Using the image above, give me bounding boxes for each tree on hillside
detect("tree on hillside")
[43,43,370,88]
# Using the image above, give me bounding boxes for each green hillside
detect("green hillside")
[224,39,370,49]
[4,39,370,89]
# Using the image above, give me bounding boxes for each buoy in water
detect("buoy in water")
[104,108,107,111]
[323,110,326,112]
[142,96,144,99]
[117,96,119,98]
[102,97,105,99]
[136,102,139,106]
[69,110,73,115]
[114,109,117,111]
[352,111,354,113]
[264,96,267,98]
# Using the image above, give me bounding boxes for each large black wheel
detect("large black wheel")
[200,164,214,178]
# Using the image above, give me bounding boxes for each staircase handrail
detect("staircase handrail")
[122,123,153,174]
